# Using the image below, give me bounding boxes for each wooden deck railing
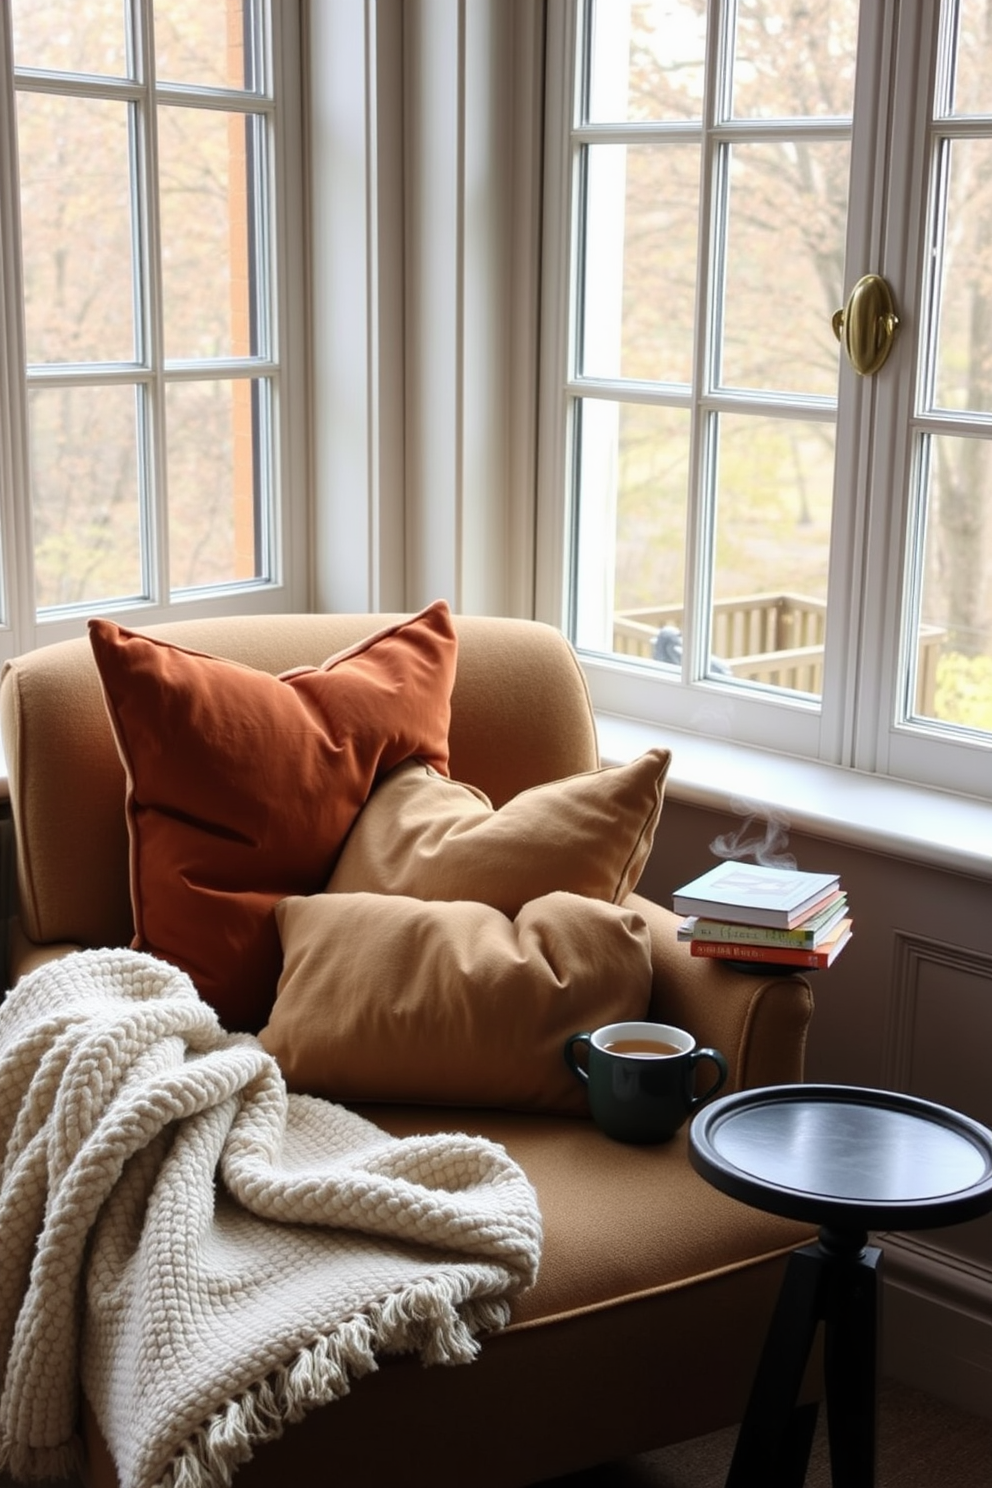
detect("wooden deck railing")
[613,594,944,713]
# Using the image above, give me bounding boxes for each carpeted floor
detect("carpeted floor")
[536,1377,992,1487]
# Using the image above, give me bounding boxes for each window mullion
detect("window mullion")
[852,0,943,778]
[132,0,168,608]
[0,6,36,658]
[811,0,897,769]
[681,1,729,687]
[250,107,274,580]
[536,0,582,631]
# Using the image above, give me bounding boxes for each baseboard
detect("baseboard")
[879,1231,992,1421]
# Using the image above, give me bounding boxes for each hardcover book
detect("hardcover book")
[678,893,848,949]
[689,920,853,969]
[672,860,842,929]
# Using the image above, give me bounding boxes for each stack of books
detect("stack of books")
[672,860,852,970]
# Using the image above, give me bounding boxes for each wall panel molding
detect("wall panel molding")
[884,932,992,1113]
[880,1231,992,1418]
[881,1231,992,1317]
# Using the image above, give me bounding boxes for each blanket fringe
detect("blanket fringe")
[157,1282,511,1488]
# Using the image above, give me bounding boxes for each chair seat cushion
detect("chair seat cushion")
[82,1109,818,1488]
[354,1103,815,1327]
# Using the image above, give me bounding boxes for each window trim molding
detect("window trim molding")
[0,3,34,661]
[535,0,576,633]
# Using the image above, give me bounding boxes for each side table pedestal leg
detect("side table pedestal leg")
[823,1235,881,1488]
[725,1243,825,1488]
[726,1229,880,1488]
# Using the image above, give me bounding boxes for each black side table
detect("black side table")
[689,1084,992,1488]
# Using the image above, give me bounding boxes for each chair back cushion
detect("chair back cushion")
[1,612,598,963]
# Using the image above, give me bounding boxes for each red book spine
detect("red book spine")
[689,930,850,969]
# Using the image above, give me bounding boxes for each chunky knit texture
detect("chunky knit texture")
[0,950,542,1488]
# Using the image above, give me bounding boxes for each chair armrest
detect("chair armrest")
[626,892,814,1093]
[6,918,84,988]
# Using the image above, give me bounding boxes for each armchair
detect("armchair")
[1,611,814,1488]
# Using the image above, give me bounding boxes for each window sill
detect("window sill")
[596,712,992,883]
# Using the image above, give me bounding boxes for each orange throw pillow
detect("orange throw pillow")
[88,603,457,1031]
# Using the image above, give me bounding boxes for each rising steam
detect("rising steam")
[709,799,797,869]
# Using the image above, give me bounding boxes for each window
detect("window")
[538,0,992,802]
[0,0,307,662]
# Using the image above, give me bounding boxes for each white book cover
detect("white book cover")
[672,860,841,928]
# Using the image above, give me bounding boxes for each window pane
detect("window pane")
[720,141,848,396]
[946,0,992,117]
[11,0,128,78]
[711,414,834,696]
[17,94,136,365]
[914,435,992,733]
[154,0,258,91]
[30,384,143,609]
[730,0,858,120]
[158,105,260,361]
[574,399,691,657]
[931,140,992,415]
[166,378,265,590]
[587,0,706,123]
[581,144,699,384]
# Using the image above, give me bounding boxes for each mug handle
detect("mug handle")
[687,1047,729,1109]
[564,1032,592,1084]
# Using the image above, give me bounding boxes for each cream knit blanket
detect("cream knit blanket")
[0,950,542,1488]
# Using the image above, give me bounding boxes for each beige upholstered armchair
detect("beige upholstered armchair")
[0,610,815,1488]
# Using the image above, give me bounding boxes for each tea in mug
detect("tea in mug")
[603,1037,681,1057]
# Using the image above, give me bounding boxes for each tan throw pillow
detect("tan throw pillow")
[259,891,653,1114]
[326,748,672,915]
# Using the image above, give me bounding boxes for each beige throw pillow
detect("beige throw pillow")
[259,890,654,1113]
[326,748,672,915]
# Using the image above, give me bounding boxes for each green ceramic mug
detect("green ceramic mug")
[563,1019,728,1144]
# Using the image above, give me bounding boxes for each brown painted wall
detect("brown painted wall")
[640,797,992,1418]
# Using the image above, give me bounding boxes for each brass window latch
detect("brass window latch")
[832,273,900,376]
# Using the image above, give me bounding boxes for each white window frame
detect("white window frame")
[0,0,310,666]
[537,0,992,807]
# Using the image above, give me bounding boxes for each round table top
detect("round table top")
[689,1084,992,1232]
